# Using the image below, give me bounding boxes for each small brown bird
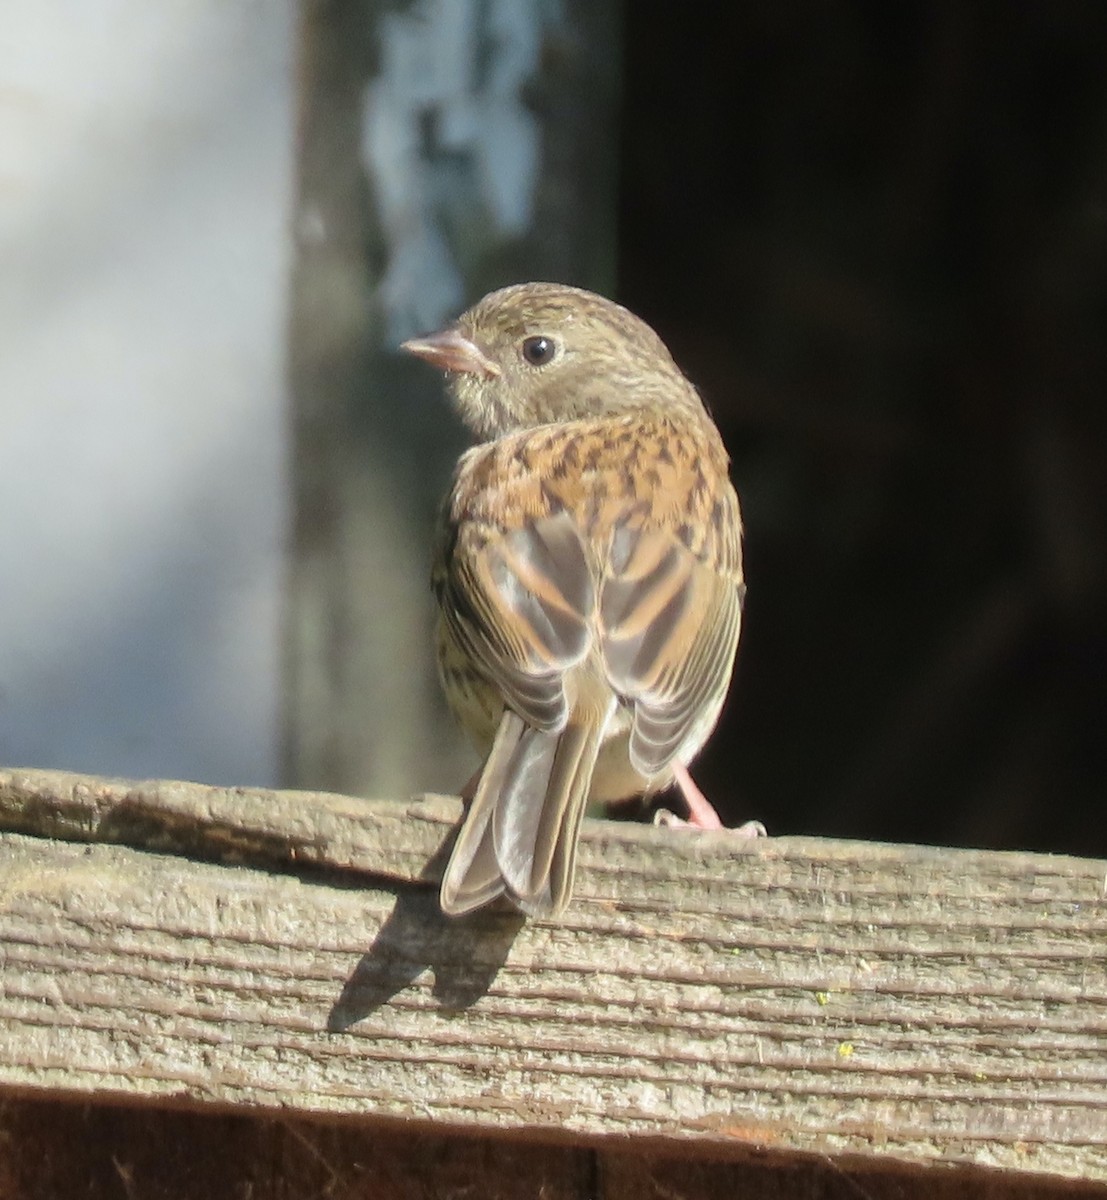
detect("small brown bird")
[402,282,753,918]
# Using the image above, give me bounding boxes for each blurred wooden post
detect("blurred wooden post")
[283,0,622,799]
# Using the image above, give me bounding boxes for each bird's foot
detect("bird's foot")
[654,762,767,836]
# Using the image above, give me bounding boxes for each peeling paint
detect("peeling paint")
[365,0,563,341]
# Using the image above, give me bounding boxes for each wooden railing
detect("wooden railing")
[1,767,1105,1195]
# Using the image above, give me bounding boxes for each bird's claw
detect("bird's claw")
[654,808,767,837]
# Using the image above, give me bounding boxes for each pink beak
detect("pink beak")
[400,328,500,378]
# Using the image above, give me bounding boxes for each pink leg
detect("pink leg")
[656,763,767,837]
[672,762,724,828]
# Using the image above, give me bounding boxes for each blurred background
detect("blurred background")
[2,2,1104,859]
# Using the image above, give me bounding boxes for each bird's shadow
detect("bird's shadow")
[326,842,525,1030]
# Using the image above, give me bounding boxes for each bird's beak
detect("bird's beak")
[400,328,500,378]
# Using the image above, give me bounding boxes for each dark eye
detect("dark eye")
[521,335,557,366]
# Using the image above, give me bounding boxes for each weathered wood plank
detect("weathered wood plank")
[0,766,449,881]
[0,767,1105,1186]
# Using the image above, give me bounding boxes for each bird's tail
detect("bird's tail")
[440,704,612,917]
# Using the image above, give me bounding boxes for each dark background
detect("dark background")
[617,5,1106,856]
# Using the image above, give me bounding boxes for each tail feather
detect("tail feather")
[440,704,611,917]
[495,716,602,914]
[439,711,524,915]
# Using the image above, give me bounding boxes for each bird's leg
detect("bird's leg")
[669,762,723,829]
[655,762,767,836]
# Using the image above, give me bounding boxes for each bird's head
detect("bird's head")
[401,282,702,440]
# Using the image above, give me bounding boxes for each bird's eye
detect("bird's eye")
[521,335,557,366]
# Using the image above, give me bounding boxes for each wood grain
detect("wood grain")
[1,767,1105,1186]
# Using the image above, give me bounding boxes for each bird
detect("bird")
[401,282,756,918]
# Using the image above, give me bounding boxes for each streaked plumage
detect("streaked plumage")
[402,282,745,917]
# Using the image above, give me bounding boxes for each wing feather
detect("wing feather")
[438,510,595,733]
[602,517,742,777]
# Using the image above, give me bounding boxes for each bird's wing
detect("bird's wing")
[597,447,745,778]
[435,444,596,733]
